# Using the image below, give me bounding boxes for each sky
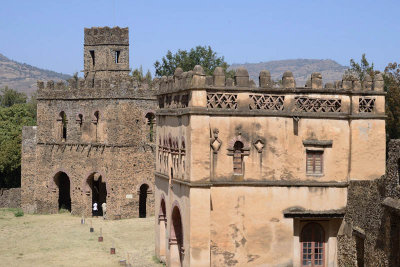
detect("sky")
[0,0,399,76]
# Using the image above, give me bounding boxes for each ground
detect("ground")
[0,209,162,267]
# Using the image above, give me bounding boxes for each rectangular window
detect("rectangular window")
[115,51,120,63]
[233,152,243,175]
[90,50,95,66]
[306,150,323,175]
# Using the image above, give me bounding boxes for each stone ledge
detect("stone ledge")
[283,206,346,218]
[155,172,348,188]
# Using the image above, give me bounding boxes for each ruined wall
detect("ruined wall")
[21,126,37,213]
[0,188,21,208]
[338,139,400,266]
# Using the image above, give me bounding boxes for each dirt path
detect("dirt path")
[0,209,162,267]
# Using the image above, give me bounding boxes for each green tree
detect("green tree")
[384,62,400,139]
[0,103,36,188]
[154,46,230,77]
[0,86,27,107]
[144,70,152,85]
[132,65,144,82]
[345,53,376,83]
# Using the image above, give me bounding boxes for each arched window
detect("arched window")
[92,111,99,142]
[145,112,155,142]
[233,141,244,175]
[76,114,83,128]
[58,111,67,141]
[301,222,325,267]
[139,184,149,218]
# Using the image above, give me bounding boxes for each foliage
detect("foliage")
[345,53,376,82]
[0,87,36,188]
[131,66,152,84]
[0,86,27,107]
[154,45,230,77]
[14,209,24,217]
[384,62,400,139]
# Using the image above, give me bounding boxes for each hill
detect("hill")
[0,53,71,95]
[229,59,348,86]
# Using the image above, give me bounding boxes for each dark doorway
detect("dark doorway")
[171,206,184,265]
[54,172,71,211]
[355,235,365,267]
[87,173,107,216]
[139,184,149,218]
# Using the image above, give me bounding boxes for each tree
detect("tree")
[0,103,36,188]
[0,86,27,107]
[345,53,376,83]
[154,46,230,77]
[384,62,400,139]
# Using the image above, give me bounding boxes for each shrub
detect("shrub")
[14,209,24,217]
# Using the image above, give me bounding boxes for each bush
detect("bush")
[14,209,24,217]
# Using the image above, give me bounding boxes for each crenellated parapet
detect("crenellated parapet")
[37,76,157,100]
[156,65,386,118]
[84,26,129,46]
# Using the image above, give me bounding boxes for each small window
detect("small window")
[301,222,325,266]
[59,111,67,141]
[90,50,95,66]
[306,150,323,175]
[115,51,120,63]
[233,141,244,175]
[145,112,155,142]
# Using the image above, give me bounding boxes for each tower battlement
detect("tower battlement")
[84,27,129,46]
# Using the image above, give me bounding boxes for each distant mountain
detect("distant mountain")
[0,53,71,95]
[229,59,348,86]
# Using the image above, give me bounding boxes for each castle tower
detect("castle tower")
[83,27,130,80]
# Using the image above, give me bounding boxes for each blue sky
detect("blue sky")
[0,0,399,76]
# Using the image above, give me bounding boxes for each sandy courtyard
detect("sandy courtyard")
[0,209,162,267]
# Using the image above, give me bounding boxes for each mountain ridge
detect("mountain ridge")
[0,53,71,95]
[229,59,348,86]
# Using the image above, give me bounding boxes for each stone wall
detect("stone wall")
[0,188,21,208]
[338,139,400,266]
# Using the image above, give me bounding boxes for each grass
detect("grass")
[0,208,161,267]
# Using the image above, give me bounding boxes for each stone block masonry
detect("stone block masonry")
[21,27,156,219]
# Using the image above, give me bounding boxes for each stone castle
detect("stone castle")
[21,26,400,266]
[21,27,156,219]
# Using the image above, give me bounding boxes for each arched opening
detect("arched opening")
[59,111,67,141]
[233,141,244,175]
[301,222,325,267]
[54,172,71,211]
[86,173,107,216]
[145,112,155,142]
[93,111,99,142]
[158,198,167,261]
[170,206,184,266]
[139,184,149,218]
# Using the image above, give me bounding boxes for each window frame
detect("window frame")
[306,149,324,176]
[300,222,325,267]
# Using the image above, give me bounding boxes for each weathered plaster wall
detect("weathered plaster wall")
[210,186,346,266]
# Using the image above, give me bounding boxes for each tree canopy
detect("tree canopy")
[154,46,231,77]
[0,88,36,188]
[384,62,400,139]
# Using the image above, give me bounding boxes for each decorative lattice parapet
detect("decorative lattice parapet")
[155,66,386,117]
[294,97,342,113]
[37,77,156,99]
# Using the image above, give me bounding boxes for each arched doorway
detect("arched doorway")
[86,173,107,216]
[139,184,149,218]
[300,222,325,267]
[170,205,183,267]
[158,198,167,261]
[54,172,71,211]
